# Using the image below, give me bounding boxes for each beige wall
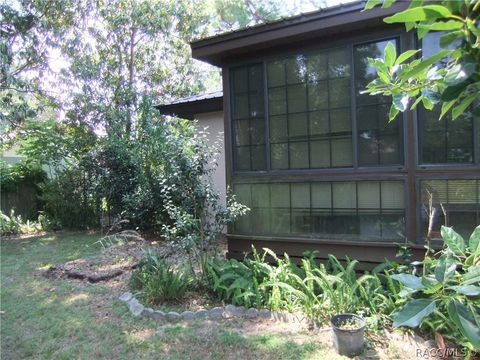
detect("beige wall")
[194,111,226,207]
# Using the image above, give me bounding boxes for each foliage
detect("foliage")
[0,160,47,193]
[391,225,480,352]
[39,166,98,230]
[130,251,192,304]
[363,0,479,121]
[0,210,43,236]
[207,248,396,329]
[159,114,249,278]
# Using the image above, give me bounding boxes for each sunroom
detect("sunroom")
[169,1,480,266]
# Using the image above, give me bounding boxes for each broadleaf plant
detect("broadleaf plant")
[391,225,480,352]
[363,0,479,121]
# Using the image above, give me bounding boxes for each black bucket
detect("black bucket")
[331,313,366,357]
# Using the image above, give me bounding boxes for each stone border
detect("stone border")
[119,292,308,324]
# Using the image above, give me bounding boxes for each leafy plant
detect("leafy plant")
[363,0,479,121]
[130,251,192,304]
[391,225,480,352]
[0,210,43,236]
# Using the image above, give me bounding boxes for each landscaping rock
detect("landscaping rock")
[245,308,258,319]
[151,310,166,320]
[258,309,271,320]
[224,304,237,318]
[195,309,208,319]
[143,307,154,316]
[181,311,196,321]
[166,311,181,322]
[209,307,224,320]
[232,306,246,317]
[119,292,133,302]
[165,311,182,322]
[128,298,144,317]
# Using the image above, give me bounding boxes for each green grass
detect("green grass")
[0,232,340,360]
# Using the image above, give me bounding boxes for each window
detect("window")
[231,64,266,171]
[354,39,403,166]
[420,179,480,240]
[233,181,406,241]
[418,32,475,164]
[267,48,352,170]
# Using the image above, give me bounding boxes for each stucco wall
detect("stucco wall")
[194,111,226,207]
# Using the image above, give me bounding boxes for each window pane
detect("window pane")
[289,113,308,140]
[291,183,310,208]
[328,48,350,78]
[310,140,330,168]
[271,183,290,208]
[233,68,248,93]
[268,87,287,115]
[251,145,266,170]
[249,65,263,91]
[310,111,329,136]
[307,53,328,82]
[331,138,352,167]
[234,94,249,119]
[234,119,250,146]
[270,115,288,142]
[251,184,270,208]
[286,56,306,84]
[287,84,307,113]
[329,78,350,108]
[308,82,328,110]
[311,183,331,208]
[234,184,251,205]
[381,182,405,209]
[289,142,309,169]
[333,182,356,210]
[330,108,350,133]
[249,93,264,118]
[358,182,380,209]
[235,147,250,171]
[271,143,288,169]
[267,60,285,87]
[271,209,291,234]
[421,179,479,240]
[250,119,265,145]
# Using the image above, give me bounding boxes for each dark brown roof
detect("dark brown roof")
[156,91,223,120]
[191,0,408,66]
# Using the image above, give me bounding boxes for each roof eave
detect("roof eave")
[156,96,223,120]
[191,1,408,66]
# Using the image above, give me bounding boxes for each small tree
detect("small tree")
[363,0,479,120]
[160,122,249,279]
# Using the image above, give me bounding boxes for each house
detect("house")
[157,1,480,267]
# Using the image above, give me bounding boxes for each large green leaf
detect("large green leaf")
[363,0,382,10]
[393,299,436,328]
[384,5,452,24]
[441,226,465,256]
[391,274,425,289]
[434,255,456,283]
[400,49,452,80]
[452,93,477,120]
[447,300,480,349]
[444,63,476,86]
[448,285,480,296]
[463,267,480,286]
[468,225,480,253]
[394,49,420,65]
[384,41,396,67]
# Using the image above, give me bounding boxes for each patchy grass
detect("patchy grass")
[1,232,416,359]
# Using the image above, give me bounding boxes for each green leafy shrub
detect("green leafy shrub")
[207,247,394,328]
[130,252,192,304]
[391,225,480,352]
[0,210,43,235]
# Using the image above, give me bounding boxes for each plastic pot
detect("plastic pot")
[330,313,366,357]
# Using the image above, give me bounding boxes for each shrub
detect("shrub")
[130,251,192,304]
[390,225,480,352]
[207,247,394,329]
[0,210,43,235]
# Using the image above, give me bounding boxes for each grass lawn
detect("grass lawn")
[1,232,407,359]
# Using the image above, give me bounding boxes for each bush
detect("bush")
[130,252,192,304]
[390,225,480,352]
[0,210,43,235]
[207,248,394,329]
